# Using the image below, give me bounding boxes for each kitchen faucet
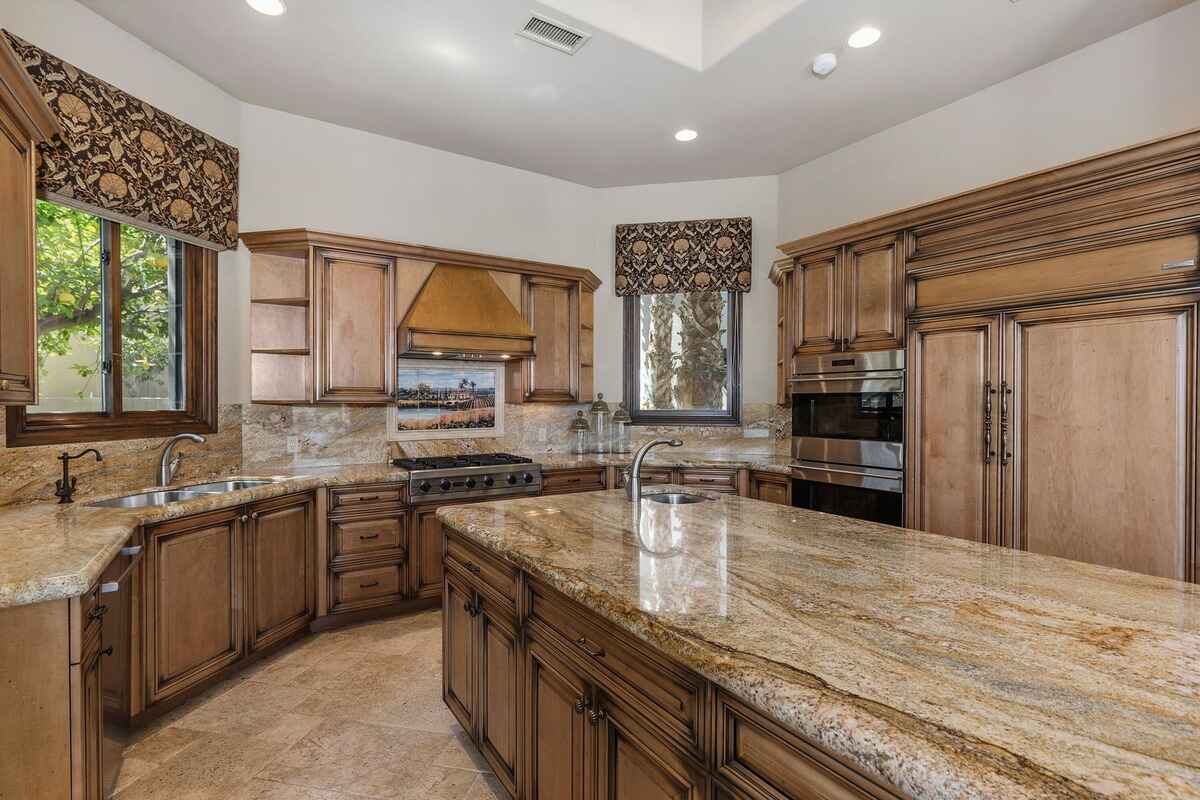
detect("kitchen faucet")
[54,448,103,504]
[624,438,683,501]
[157,433,207,486]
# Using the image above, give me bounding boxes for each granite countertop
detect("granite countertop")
[534,447,793,473]
[437,487,1200,800]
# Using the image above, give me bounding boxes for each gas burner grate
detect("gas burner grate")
[391,453,532,470]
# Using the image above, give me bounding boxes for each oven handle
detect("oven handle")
[788,375,903,395]
[791,462,904,494]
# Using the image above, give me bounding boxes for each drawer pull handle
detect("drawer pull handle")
[359,580,380,589]
[119,545,142,557]
[359,533,381,540]
[353,495,382,502]
[88,604,108,621]
[101,646,114,657]
[99,581,120,595]
[574,636,604,658]
[462,561,482,575]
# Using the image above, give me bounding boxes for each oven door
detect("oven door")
[791,461,904,526]
[790,374,904,470]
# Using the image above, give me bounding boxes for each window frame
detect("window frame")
[622,290,742,427]
[6,209,219,447]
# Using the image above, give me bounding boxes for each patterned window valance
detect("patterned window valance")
[3,31,239,251]
[614,217,752,296]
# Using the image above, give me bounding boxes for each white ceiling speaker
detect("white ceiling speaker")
[246,0,286,15]
[812,52,838,77]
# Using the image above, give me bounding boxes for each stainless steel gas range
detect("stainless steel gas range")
[391,453,543,504]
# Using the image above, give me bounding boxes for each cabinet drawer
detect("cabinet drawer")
[446,533,518,607]
[614,467,673,488]
[715,691,905,800]
[329,483,406,512]
[527,580,704,754]
[679,469,739,492]
[330,564,403,612]
[331,514,406,560]
[541,468,606,495]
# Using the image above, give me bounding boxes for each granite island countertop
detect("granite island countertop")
[437,487,1200,800]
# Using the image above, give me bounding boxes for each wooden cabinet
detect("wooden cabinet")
[74,626,105,800]
[317,249,395,403]
[907,294,1199,581]
[246,493,315,653]
[413,504,449,599]
[0,37,59,405]
[541,467,607,495]
[443,567,477,732]
[519,276,581,403]
[749,471,790,506]
[477,597,521,794]
[594,693,708,800]
[524,629,590,800]
[791,249,841,355]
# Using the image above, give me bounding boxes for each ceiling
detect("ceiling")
[79,0,1192,187]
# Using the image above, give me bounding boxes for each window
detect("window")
[5,201,219,446]
[623,291,741,425]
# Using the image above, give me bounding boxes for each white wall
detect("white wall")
[593,177,779,404]
[778,1,1200,243]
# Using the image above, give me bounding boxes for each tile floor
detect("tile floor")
[110,609,504,800]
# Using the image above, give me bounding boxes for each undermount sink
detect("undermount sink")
[88,478,279,508]
[645,492,710,505]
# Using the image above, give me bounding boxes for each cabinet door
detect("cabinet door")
[749,472,790,506]
[477,598,520,796]
[0,100,37,404]
[412,505,447,599]
[317,249,394,403]
[146,510,243,703]
[74,630,104,800]
[906,315,1002,544]
[843,235,904,352]
[523,277,580,402]
[1003,293,1198,581]
[246,493,314,653]
[791,250,841,357]
[775,269,793,404]
[524,631,591,800]
[594,693,707,800]
[443,568,477,733]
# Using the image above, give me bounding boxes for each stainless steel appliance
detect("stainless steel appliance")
[392,453,543,504]
[790,350,904,525]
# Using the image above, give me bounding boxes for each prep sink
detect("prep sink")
[88,478,279,508]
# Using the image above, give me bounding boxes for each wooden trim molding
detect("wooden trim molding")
[775,127,1200,263]
[240,228,602,291]
[0,31,61,142]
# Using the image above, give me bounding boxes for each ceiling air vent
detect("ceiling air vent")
[517,13,591,55]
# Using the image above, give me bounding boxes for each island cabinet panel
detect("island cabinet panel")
[1002,294,1198,580]
[524,629,591,800]
[594,692,708,800]
[245,493,315,653]
[145,508,244,704]
[477,599,520,795]
[905,315,1002,544]
[316,249,395,404]
[443,567,477,732]
[749,471,790,506]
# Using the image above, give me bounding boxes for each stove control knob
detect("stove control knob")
[523,472,534,484]
[418,481,431,493]
[465,477,477,489]
[483,475,495,487]
[439,479,452,492]
[506,474,518,485]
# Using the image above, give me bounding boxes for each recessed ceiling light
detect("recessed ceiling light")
[246,0,286,16]
[848,26,881,48]
[675,129,698,142]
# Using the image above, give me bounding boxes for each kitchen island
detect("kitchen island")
[437,487,1200,800]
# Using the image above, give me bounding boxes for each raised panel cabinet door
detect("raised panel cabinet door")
[75,631,105,800]
[594,694,707,800]
[146,510,244,704]
[843,235,904,352]
[1002,293,1199,581]
[750,473,790,506]
[524,631,590,800]
[0,101,38,404]
[246,494,315,653]
[413,506,447,599]
[443,568,477,733]
[477,598,520,796]
[523,277,580,402]
[317,249,395,403]
[905,315,1003,544]
[792,250,841,357]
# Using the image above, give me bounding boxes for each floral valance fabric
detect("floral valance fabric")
[614,217,752,296]
[4,31,239,251]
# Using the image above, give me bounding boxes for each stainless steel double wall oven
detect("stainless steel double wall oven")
[790,350,904,525]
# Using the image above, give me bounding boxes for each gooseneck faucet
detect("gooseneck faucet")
[624,438,683,501]
[157,433,207,486]
[55,449,103,504]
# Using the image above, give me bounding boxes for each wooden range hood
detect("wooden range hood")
[398,264,537,360]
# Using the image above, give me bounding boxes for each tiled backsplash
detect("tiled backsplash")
[0,401,790,505]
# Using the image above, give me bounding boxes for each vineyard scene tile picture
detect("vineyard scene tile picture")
[389,363,503,440]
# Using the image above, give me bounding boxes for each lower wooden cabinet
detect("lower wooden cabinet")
[524,629,590,800]
[246,493,315,652]
[477,598,521,794]
[748,471,790,505]
[541,467,607,495]
[74,626,105,800]
[443,567,477,732]
[414,503,455,599]
[594,692,708,800]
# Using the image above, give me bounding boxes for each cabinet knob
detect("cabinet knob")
[0,379,8,391]
[251,512,260,520]
[573,696,590,714]
[589,708,606,724]
[100,646,114,657]
[88,604,108,621]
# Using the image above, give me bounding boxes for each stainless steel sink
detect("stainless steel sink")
[645,493,710,505]
[88,478,279,508]
[185,479,275,493]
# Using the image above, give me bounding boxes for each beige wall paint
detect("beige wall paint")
[777,1,1200,243]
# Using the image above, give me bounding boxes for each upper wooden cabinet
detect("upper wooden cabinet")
[242,229,600,405]
[0,37,61,405]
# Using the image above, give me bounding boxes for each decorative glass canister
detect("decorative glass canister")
[611,401,633,454]
[589,393,611,453]
[568,410,591,455]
